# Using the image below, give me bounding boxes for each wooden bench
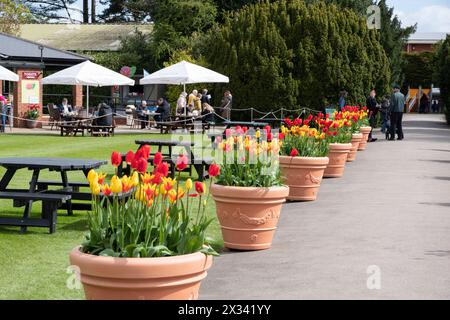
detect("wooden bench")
[36,180,89,192]
[0,192,72,233]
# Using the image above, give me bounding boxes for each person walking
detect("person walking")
[219,90,232,120]
[389,85,405,141]
[338,90,348,110]
[366,89,378,142]
[419,93,429,114]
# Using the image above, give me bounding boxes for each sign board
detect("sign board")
[22,71,40,80]
[21,80,40,104]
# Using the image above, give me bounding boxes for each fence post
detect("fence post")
[251,108,254,122]
[280,108,284,120]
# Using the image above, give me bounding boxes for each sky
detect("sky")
[386,0,450,32]
[71,0,450,33]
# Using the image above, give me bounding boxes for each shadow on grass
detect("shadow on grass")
[59,219,88,231]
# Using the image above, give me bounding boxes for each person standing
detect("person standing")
[419,93,429,114]
[338,90,347,110]
[201,89,211,105]
[176,92,188,116]
[366,89,378,142]
[380,95,390,134]
[219,90,232,120]
[389,85,405,141]
[187,90,198,110]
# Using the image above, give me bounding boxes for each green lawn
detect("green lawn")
[0,133,222,299]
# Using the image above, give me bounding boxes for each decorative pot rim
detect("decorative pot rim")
[328,142,352,148]
[211,183,289,192]
[279,155,329,164]
[360,126,372,130]
[352,133,363,138]
[69,246,212,278]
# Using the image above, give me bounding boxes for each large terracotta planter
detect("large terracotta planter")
[26,120,38,129]
[69,246,213,300]
[210,184,289,251]
[279,156,329,201]
[358,126,372,151]
[347,133,363,162]
[324,143,352,178]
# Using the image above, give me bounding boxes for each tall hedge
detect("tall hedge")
[204,0,391,111]
[434,35,450,124]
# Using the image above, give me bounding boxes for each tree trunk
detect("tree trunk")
[91,0,96,23]
[83,0,89,23]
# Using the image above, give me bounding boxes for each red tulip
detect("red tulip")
[125,151,135,165]
[208,163,220,177]
[136,157,148,173]
[141,145,151,160]
[111,151,122,167]
[153,152,163,166]
[267,132,273,141]
[290,148,299,157]
[195,181,205,194]
[152,172,163,185]
[278,132,285,140]
[176,154,188,171]
[155,162,169,177]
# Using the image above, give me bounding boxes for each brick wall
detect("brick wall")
[13,69,43,128]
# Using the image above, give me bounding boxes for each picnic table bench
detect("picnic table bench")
[0,157,106,233]
[117,140,213,181]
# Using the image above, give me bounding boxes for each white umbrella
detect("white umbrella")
[140,60,229,116]
[0,65,19,82]
[140,60,228,89]
[42,60,135,114]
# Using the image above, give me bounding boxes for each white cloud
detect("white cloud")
[395,5,450,32]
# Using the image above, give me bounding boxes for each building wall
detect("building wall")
[405,43,435,53]
[13,69,43,128]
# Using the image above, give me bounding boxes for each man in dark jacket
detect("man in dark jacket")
[154,98,171,122]
[366,89,378,142]
[389,85,405,141]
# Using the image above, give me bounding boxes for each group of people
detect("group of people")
[176,89,233,122]
[363,85,405,142]
[135,98,171,129]
[57,98,113,127]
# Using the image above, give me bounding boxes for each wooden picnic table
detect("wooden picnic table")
[0,157,106,233]
[118,139,211,181]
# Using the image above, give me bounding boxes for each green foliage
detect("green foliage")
[215,132,282,187]
[402,51,435,88]
[99,0,153,22]
[204,0,391,112]
[433,36,450,124]
[0,0,32,35]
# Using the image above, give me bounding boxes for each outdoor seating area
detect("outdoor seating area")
[1,0,450,307]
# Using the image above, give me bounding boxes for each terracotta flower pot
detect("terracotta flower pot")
[323,143,352,178]
[26,120,38,129]
[210,184,289,251]
[347,133,363,162]
[69,246,213,300]
[279,156,329,201]
[358,126,372,151]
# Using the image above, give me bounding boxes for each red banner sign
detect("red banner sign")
[22,71,40,79]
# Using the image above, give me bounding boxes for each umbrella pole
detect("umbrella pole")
[86,85,89,115]
[183,83,186,117]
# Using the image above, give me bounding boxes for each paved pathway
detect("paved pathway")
[201,113,450,300]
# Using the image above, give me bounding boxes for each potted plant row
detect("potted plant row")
[70,146,220,300]
[210,126,289,251]
[279,117,329,201]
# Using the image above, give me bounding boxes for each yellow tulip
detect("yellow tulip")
[110,175,122,193]
[185,178,193,190]
[87,169,98,184]
[255,130,261,138]
[91,182,101,195]
[131,171,140,186]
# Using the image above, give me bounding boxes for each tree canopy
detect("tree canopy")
[0,0,31,35]
[203,0,391,111]
[434,36,450,123]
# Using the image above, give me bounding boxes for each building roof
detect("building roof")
[0,32,87,68]
[19,24,153,52]
[407,32,449,44]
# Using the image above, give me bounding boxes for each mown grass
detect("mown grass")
[0,133,222,299]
